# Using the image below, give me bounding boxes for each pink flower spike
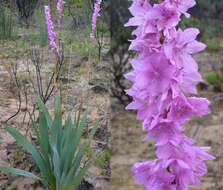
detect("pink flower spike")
[125,0,214,189]
[90,0,102,40]
[44,5,58,54]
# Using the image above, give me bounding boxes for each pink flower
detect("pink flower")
[163,28,206,94]
[165,0,196,17]
[128,53,176,96]
[144,3,180,34]
[144,119,184,146]
[164,28,206,66]
[131,160,176,190]
[126,1,181,36]
[125,0,151,27]
[129,33,161,55]
[44,6,58,53]
[157,143,214,188]
[168,95,210,124]
[90,0,102,39]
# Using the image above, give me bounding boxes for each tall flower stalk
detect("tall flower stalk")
[44,5,58,54]
[90,0,102,39]
[125,0,214,189]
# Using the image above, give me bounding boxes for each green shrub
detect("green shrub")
[66,26,98,57]
[205,72,222,90]
[206,38,223,52]
[0,6,15,40]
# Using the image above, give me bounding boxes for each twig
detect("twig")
[4,62,22,123]
[0,176,19,189]
[44,51,64,103]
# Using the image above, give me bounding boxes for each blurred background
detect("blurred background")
[0,0,223,189]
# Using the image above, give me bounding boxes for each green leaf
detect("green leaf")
[39,109,50,165]
[61,112,88,175]
[70,146,84,176]
[74,111,88,149]
[51,145,61,188]
[60,115,73,171]
[37,97,52,128]
[51,97,62,154]
[62,146,84,187]
[60,127,77,178]
[0,167,41,180]
[62,114,73,147]
[5,127,47,178]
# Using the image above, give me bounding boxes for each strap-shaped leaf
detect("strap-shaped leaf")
[0,167,41,180]
[62,146,84,188]
[61,112,88,175]
[50,144,61,189]
[60,115,73,171]
[39,109,50,166]
[51,97,62,155]
[48,97,63,185]
[61,114,72,149]
[73,111,88,151]
[5,127,48,177]
[60,127,77,177]
[37,97,52,128]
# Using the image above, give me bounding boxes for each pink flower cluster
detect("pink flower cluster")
[90,0,102,39]
[125,0,214,189]
[44,5,58,53]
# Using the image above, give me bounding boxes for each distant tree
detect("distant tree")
[15,0,39,26]
[109,0,131,52]
[191,0,223,20]
[108,0,132,105]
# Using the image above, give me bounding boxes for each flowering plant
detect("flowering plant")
[125,0,214,189]
[44,5,59,54]
[90,0,102,40]
[0,2,101,189]
[0,97,100,190]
